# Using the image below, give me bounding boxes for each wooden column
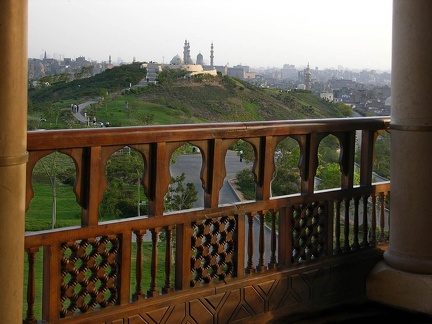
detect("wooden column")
[0,0,28,323]
[367,0,432,315]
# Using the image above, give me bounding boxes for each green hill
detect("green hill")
[27,63,351,129]
[137,74,347,122]
[28,62,146,103]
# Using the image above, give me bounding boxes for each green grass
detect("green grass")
[242,101,262,120]
[101,98,194,126]
[26,183,81,231]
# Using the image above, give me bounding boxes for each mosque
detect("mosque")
[143,40,256,83]
[143,40,218,83]
[171,40,214,67]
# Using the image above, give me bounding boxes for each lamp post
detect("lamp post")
[105,91,108,113]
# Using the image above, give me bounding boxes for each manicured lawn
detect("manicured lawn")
[26,182,81,231]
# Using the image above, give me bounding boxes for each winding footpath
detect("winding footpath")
[71,100,98,124]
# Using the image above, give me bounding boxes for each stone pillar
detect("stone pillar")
[0,0,28,322]
[367,0,432,314]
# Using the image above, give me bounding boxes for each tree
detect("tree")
[232,139,302,198]
[334,102,353,117]
[39,75,54,86]
[57,72,72,83]
[316,163,341,190]
[165,173,198,211]
[156,68,189,84]
[41,101,62,126]
[271,165,301,196]
[33,152,76,228]
[74,66,94,79]
[271,144,301,196]
[373,132,391,179]
[235,168,255,200]
[318,136,340,165]
[104,149,145,217]
[99,178,123,219]
[316,162,361,190]
[231,140,254,163]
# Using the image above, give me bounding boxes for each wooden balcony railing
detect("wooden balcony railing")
[24,117,390,323]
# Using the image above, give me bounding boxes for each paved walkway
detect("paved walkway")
[71,100,98,124]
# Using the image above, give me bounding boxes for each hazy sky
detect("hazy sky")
[29,0,392,71]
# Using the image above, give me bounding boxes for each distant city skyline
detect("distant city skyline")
[28,0,392,71]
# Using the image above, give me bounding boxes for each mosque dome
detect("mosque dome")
[297,83,306,90]
[170,54,183,65]
[385,96,391,106]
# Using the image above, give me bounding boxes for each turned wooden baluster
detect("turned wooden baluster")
[268,210,277,270]
[256,211,266,272]
[352,196,360,251]
[378,192,386,243]
[147,228,160,297]
[343,198,351,252]
[132,231,144,301]
[24,247,39,324]
[334,199,342,254]
[245,212,255,274]
[370,194,377,245]
[386,192,390,240]
[361,195,369,248]
[162,226,174,294]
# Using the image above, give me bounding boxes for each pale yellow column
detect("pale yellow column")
[0,1,28,323]
[386,0,432,275]
[367,0,432,314]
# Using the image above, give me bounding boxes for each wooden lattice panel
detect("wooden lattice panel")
[190,216,237,287]
[292,203,327,263]
[60,235,120,317]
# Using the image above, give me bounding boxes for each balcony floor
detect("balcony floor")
[271,302,432,323]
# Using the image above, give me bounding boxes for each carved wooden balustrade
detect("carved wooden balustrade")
[24,117,390,323]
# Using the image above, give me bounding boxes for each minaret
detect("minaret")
[187,41,191,64]
[183,39,192,64]
[210,42,214,68]
[304,63,312,90]
[44,51,47,60]
[109,55,112,65]
[183,39,188,64]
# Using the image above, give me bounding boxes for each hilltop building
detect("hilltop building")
[144,40,223,83]
[143,40,256,83]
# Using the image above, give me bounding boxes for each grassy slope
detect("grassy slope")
[135,75,346,123]
[28,67,348,129]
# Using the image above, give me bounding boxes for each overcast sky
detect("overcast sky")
[28,0,392,71]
